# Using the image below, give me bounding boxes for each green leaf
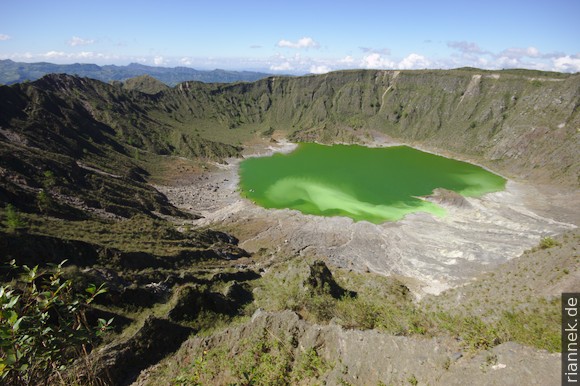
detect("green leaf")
[26,265,39,282]
[12,316,24,332]
[5,310,18,325]
[95,288,107,297]
[86,284,96,295]
[5,294,20,309]
[0,331,12,341]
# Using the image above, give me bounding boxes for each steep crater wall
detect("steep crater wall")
[162,69,579,186]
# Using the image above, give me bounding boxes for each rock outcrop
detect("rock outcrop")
[133,310,560,386]
[304,260,356,299]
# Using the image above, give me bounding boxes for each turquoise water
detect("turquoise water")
[239,143,506,224]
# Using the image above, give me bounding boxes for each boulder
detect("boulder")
[304,260,356,299]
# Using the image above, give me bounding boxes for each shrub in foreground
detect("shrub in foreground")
[0,260,111,385]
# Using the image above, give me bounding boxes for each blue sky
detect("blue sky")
[1,0,579,73]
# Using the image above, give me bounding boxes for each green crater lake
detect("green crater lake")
[239,143,506,224]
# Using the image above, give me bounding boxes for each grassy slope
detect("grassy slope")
[155,69,579,185]
[0,74,240,219]
[121,75,170,95]
[138,232,576,384]
[0,70,578,383]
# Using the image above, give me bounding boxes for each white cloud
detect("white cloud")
[495,56,520,68]
[498,46,541,59]
[2,43,578,74]
[309,65,331,74]
[78,51,94,59]
[39,51,108,61]
[0,34,11,41]
[447,43,557,70]
[527,47,540,57]
[179,57,192,66]
[68,36,95,47]
[77,51,106,59]
[399,53,430,69]
[270,62,293,71]
[277,37,320,49]
[339,55,355,64]
[361,52,432,71]
[552,55,580,73]
[361,53,395,69]
[44,51,66,58]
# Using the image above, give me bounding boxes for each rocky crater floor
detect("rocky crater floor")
[155,140,578,296]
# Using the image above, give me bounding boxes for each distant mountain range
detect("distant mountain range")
[0,59,272,85]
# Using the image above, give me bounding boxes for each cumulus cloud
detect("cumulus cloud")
[360,52,430,70]
[443,42,580,72]
[266,52,336,74]
[179,57,192,66]
[44,51,66,58]
[399,53,430,69]
[553,55,580,73]
[68,36,95,47]
[78,51,102,59]
[40,51,106,61]
[153,56,165,66]
[495,56,520,69]
[361,53,395,69]
[309,65,331,74]
[277,37,320,49]
[270,62,294,71]
[0,34,11,41]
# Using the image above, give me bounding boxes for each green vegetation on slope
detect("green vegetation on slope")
[0,74,240,220]
[121,74,170,95]
[0,261,111,385]
[139,242,570,385]
[251,256,562,352]
[0,69,576,384]
[157,69,579,185]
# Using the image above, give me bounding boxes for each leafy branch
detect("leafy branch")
[0,260,112,384]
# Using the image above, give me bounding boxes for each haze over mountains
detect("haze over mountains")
[0,59,272,86]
